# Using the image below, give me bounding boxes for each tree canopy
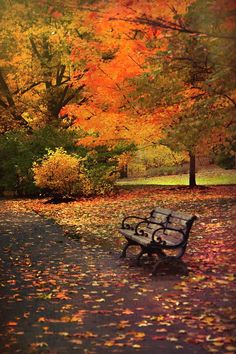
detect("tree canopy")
[0,0,235,192]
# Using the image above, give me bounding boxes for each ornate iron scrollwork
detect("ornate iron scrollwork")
[134,220,149,237]
[121,216,147,230]
[135,228,149,237]
[122,223,134,230]
[153,236,167,246]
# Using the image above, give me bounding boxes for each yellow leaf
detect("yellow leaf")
[122,309,134,315]
[104,340,115,347]
[226,346,236,351]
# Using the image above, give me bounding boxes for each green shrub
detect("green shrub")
[0,131,36,195]
[0,127,84,196]
[84,164,118,196]
[213,149,235,169]
[82,148,120,196]
[212,139,236,170]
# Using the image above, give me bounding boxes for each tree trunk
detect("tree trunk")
[120,164,128,178]
[189,152,197,187]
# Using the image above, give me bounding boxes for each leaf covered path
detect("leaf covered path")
[0,187,235,353]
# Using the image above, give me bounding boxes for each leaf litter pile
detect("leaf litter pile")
[0,186,235,353]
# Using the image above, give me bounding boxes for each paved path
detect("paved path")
[0,200,234,353]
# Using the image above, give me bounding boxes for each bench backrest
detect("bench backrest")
[147,207,197,240]
[169,211,196,231]
[147,207,171,230]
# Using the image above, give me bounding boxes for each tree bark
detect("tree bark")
[120,164,128,178]
[189,152,197,187]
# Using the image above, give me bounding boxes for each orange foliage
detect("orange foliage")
[62,0,186,147]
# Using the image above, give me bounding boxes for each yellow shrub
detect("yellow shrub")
[32,148,84,197]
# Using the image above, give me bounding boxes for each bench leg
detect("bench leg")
[175,246,186,259]
[152,250,168,275]
[156,249,167,258]
[120,242,130,258]
[136,248,147,265]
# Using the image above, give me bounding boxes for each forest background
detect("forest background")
[0,0,235,198]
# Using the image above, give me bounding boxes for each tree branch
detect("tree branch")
[222,94,236,107]
[109,16,236,40]
[56,64,66,85]
[29,37,42,60]
[0,68,15,107]
[0,98,8,109]
[13,81,44,95]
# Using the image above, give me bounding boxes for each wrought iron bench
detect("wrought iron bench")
[119,207,197,274]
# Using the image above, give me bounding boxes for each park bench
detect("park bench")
[119,207,197,274]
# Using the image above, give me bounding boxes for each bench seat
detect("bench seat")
[119,228,183,247]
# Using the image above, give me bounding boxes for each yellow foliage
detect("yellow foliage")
[32,148,85,196]
[118,152,133,168]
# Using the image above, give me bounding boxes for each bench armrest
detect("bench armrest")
[134,219,165,236]
[151,226,186,248]
[121,216,147,230]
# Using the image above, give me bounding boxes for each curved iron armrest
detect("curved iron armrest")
[121,216,147,230]
[134,219,165,237]
[151,226,186,249]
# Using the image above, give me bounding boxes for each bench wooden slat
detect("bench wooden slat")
[146,220,164,229]
[153,207,172,215]
[119,229,151,247]
[170,211,194,221]
[154,229,184,245]
[169,217,187,227]
[148,209,171,226]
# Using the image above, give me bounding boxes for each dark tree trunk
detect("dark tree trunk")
[189,152,197,187]
[120,164,128,178]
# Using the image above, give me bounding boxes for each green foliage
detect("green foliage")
[0,127,83,196]
[161,99,225,154]
[212,140,236,169]
[83,164,117,196]
[82,145,130,196]
[130,0,235,157]
[0,131,36,195]
[214,151,235,170]
[30,126,86,156]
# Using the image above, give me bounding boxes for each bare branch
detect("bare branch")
[222,94,236,107]
[13,81,44,95]
[109,16,236,40]
[56,64,66,85]
[128,55,143,69]
[0,98,8,108]
[29,37,42,60]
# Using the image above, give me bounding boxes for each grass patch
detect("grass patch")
[117,168,236,186]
